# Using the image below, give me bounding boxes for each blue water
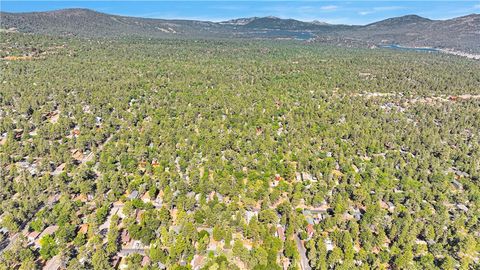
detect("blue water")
[379,44,440,53]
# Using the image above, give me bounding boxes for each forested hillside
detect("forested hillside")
[0,32,479,269]
[1,9,480,53]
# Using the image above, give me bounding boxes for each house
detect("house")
[136,209,145,223]
[387,202,395,212]
[121,229,130,245]
[73,194,88,203]
[306,217,314,225]
[157,262,166,269]
[78,224,89,234]
[452,180,463,190]
[306,224,315,239]
[43,255,62,270]
[141,192,151,203]
[71,149,84,161]
[171,225,181,234]
[0,132,7,145]
[456,204,468,212]
[207,240,218,254]
[216,193,224,202]
[191,254,206,270]
[47,193,61,206]
[27,231,40,242]
[325,238,334,251]
[281,257,290,270]
[151,159,160,167]
[352,208,362,220]
[128,190,139,200]
[276,226,285,241]
[119,257,128,270]
[271,175,282,187]
[113,200,124,207]
[36,225,59,247]
[95,116,103,127]
[295,172,302,182]
[47,111,60,124]
[141,256,150,267]
[17,160,38,176]
[447,167,469,179]
[302,172,313,182]
[52,163,67,176]
[111,256,121,269]
[71,126,81,137]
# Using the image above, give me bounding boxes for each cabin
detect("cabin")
[71,149,84,161]
[141,256,150,267]
[46,110,60,124]
[111,256,121,269]
[78,224,89,234]
[27,231,40,242]
[128,190,139,200]
[141,192,151,203]
[0,132,7,145]
[306,224,315,239]
[43,255,63,270]
[456,204,468,212]
[121,229,130,246]
[352,208,362,220]
[35,225,59,248]
[17,160,38,176]
[191,254,206,270]
[452,179,463,190]
[270,174,282,187]
[95,116,103,127]
[276,225,285,241]
[325,238,334,251]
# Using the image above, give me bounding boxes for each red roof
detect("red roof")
[121,229,130,243]
[306,224,315,237]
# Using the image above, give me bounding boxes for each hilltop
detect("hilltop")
[1,8,479,52]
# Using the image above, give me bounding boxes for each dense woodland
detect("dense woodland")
[0,32,479,270]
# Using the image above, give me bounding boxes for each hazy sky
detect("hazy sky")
[2,1,480,25]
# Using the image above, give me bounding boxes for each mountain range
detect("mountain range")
[1,8,479,53]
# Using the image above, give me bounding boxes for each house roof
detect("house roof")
[191,254,206,270]
[43,255,62,270]
[78,224,89,234]
[141,256,150,267]
[306,224,315,236]
[39,225,59,239]
[128,190,139,200]
[27,230,41,240]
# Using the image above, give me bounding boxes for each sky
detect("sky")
[1,1,480,25]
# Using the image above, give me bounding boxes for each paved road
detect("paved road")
[294,234,311,270]
[0,232,19,255]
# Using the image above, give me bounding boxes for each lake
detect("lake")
[379,44,440,53]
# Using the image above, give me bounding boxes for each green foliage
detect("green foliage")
[0,31,479,270]
[39,235,58,260]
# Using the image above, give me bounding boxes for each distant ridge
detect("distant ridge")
[1,8,479,53]
[365,14,432,28]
